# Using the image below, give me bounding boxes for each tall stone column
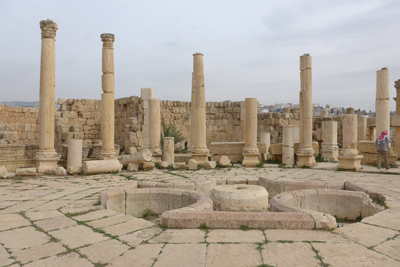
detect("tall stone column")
[376,67,390,135]
[394,80,400,156]
[191,53,209,165]
[240,101,246,142]
[35,19,60,173]
[282,125,294,166]
[189,73,195,152]
[338,108,363,170]
[296,54,316,167]
[149,98,162,162]
[99,33,116,159]
[357,117,368,141]
[141,88,153,149]
[242,98,260,167]
[321,121,339,161]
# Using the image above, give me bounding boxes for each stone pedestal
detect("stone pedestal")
[99,33,116,160]
[296,54,316,167]
[35,19,60,173]
[282,125,294,166]
[321,121,339,161]
[242,98,260,167]
[163,137,174,165]
[149,98,162,162]
[191,53,209,165]
[338,109,363,170]
[67,139,82,174]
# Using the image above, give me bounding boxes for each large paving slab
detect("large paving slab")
[313,242,400,267]
[0,213,31,231]
[23,252,93,267]
[265,229,348,242]
[0,226,50,252]
[11,242,66,264]
[50,225,108,248]
[119,226,163,247]
[0,244,14,266]
[207,229,265,243]
[153,243,207,267]
[35,216,77,231]
[78,239,130,264]
[148,229,205,243]
[373,236,400,261]
[261,242,321,267]
[107,244,163,267]
[333,222,399,247]
[102,218,156,236]
[206,243,263,267]
[361,208,400,231]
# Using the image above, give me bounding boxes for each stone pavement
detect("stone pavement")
[0,163,399,267]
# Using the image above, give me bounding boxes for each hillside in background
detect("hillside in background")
[0,101,40,108]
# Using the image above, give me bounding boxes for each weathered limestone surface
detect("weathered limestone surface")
[211,185,269,212]
[82,159,121,174]
[282,125,294,166]
[242,98,260,167]
[338,109,363,170]
[35,19,60,173]
[67,139,82,174]
[394,79,400,157]
[99,33,116,160]
[162,137,174,165]
[376,68,390,135]
[149,98,161,161]
[122,149,152,167]
[321,121,339,161]
[191,53,209,165]
[296,54,316,167]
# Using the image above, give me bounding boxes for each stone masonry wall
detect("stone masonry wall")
[0,96,376,160]
[0,104,39,145]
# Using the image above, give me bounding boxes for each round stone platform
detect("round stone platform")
[210,184,269,212]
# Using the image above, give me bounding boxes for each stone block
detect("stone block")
[173,162,186,170]
[159,161,169,169]
[100,189,126,214]
[54,167,67,176]
[142,162,155,171]
[127,163,139,172]
[168,189,183,210]
[82,159,122,174]
[15,167,37,176]
[125,188,150,217]
[149,188,169,215]
[358,141,376,153]
[188,159,198,170]
[204,161,216,169]
[0,165,8,178]
[257,178,285,199]
[218,155,231,167]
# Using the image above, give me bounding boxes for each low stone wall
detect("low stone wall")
[0,144,39,171]
[209,142,267,162]
[268,142,320,162]
[270,189,381,229]
[358,141,397,165]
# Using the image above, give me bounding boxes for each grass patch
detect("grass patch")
[256,162,264,168]
[142,209,157,218]
[240,225,250,231]
[198,223,209,231]
[265,158,280,164]
[315,154,325,162]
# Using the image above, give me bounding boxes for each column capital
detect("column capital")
[40,19,58,39]
[101,33,115,43]
[394,79,400,90]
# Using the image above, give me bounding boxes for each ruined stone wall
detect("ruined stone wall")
[55,99,101,152]
[0,104,39,145]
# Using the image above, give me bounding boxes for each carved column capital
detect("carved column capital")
[101,33,115,48]
[40,19,58,38]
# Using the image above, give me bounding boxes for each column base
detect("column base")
[242,153,260,167]
[99,150,117,160]
[321,145,339,161]
[192,153,209,166]
[337,155,363,171]
[296,149,316,167]
[151,149,163,163]
[35,151,60,173]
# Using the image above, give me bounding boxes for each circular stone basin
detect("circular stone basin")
[211,185,269,212]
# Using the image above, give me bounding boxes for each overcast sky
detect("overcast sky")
[1,0,399,111]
